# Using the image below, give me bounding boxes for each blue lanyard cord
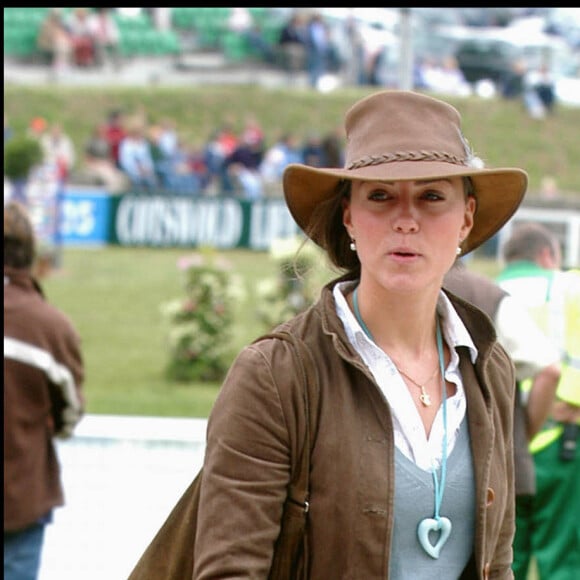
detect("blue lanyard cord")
[353,286,374,341]
[432,317,447,522]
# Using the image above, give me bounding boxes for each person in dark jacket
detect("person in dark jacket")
[277,11,307,73]
[4,201,85,580]
[191,90,529,578]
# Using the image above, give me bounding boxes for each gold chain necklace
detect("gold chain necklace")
[351,286,441,408]
[396,365,439,407]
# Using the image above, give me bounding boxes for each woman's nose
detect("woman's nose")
[393,208,419,233]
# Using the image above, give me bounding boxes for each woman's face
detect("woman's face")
[343,178,475,294]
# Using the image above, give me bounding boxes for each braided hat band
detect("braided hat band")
[347,150,469,170]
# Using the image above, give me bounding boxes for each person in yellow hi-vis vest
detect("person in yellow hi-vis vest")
[497,221,580,580]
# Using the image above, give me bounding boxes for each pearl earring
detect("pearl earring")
[350,240,356,252]
[456,246,462,256]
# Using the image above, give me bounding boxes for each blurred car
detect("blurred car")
[443,24,580,106]
[455,37,517,86]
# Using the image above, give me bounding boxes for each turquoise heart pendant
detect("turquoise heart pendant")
[417,516,452,559]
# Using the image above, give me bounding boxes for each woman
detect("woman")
[193,90,527,578]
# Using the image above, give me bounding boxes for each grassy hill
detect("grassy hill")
[4,84,580,197]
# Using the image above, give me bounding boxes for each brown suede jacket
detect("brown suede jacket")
[4,267,85,532]
[193,279,515,579]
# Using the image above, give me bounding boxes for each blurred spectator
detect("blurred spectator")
[201,130,226,192]
[199,119,239,192]
[305,13,334,89]
[214,118,239,159]
[444,260,562,580]
[147,122,165,175]
[227,7,275,64]
[72,123,129,192]
[84,123,112,161]
[185,140,212,193]
[540,175,559,200]
[301,132,325,167]
[227,7,253,34]
[501,58,527,100]
[419,56,471,96]
[363,26,389,87]
[320,126,344,167]
[102,109,126,169]
[259,131,303,194]
[66,8,96,68]
[39,122,76,183]
[342,13,366,86]
[86,7,121,70]
[148,125,201,195]
[497,223,580,580]
[118,118,158,190]
[36,8,73,77]
[277,12,308,73]
[156,117,179,160]
[4,201,85,580]
[222,132,265,200]
[241,114,265,149]
[27,117,48,141]
[527,63,556,116]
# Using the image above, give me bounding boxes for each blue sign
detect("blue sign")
[61,187,112,246]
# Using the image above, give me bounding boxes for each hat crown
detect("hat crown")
[344,91,469,170]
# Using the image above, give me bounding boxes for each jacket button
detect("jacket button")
[486,487,495,507]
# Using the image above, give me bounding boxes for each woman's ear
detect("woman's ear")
[461,195,476,239]
[342,198,354,239]
[342,195,353,233]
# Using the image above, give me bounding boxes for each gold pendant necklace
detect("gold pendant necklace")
[351,286,440,407]
[396,365,439,407]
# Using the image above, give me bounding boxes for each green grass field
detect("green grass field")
[43,247,279,417]
[41,246,500,418]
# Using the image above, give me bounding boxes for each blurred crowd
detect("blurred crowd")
[4,108,346,200]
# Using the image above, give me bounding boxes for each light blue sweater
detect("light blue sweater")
[389,418,475,579]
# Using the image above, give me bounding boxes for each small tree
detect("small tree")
[4,136,43,181]
[160,249,245,383]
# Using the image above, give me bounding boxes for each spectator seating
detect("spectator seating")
[171,7,282,59]
[4,7,49,59]
[4,8,180,61]
[4,7,284,66]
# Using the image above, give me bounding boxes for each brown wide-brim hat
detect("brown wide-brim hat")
[283,90,528,255]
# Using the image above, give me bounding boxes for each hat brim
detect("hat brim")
[283,162,528,255]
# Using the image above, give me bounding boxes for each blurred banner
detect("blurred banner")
[31,187,579,265]
[55,189,301,250]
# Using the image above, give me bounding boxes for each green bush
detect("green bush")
[3,136,43,180]
[159,249,246,383]
[255,237,332,330]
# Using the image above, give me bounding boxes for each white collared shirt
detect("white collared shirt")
[333,281,478,471]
